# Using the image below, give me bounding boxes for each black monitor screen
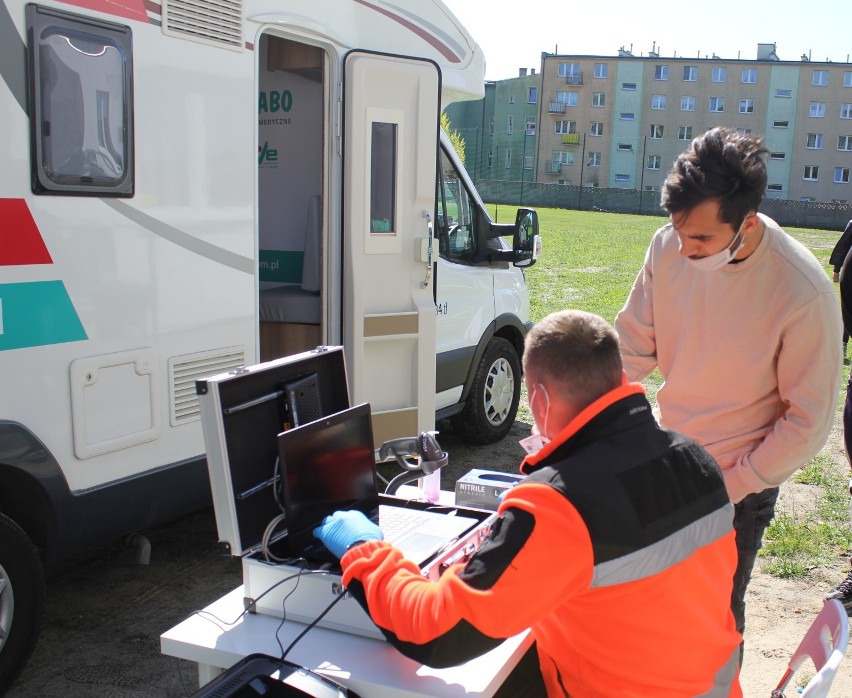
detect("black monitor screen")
[278,403,377,556]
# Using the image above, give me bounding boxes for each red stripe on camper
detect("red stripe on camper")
[57,0,149,22]
[354,0,461,63]
[0,199,53,266]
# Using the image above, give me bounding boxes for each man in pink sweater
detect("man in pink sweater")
[615,127,842,655]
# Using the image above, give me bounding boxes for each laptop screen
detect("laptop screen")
[278,403,378,556]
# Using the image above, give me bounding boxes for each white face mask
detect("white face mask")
[519,384,551,455]
[685,221,746,272]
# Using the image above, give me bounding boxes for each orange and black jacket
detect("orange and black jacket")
[341,383,742,697]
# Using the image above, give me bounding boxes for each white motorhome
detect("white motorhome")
[0,0,539,686]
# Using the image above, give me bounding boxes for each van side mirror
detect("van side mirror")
[513,208,541,268]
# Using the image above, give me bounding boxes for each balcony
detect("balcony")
[564,73,584,85]
[548,101,566,114]
[545,160,563,175]
[562,133,580,145]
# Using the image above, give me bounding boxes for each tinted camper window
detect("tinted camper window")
[27,4,134,196]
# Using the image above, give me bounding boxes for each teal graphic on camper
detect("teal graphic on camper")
[259,250,304,283]
[0,281,87,351]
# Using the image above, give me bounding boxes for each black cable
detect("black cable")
[384,469,423,495]
[188,569,331,629]
[280,590,348,662]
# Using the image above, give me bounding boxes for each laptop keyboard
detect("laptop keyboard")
[379,507,432,545]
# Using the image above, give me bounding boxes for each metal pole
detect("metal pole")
[638,136,647,214]
[578,133,586,210]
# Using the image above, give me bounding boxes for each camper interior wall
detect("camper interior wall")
[257,35,324,361]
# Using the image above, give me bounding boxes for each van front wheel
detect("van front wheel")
[0,513,44,693]
[452,337,521,444]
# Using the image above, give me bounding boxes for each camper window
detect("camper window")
[370,122,397,234]
[26,5,134,196]
[436,148,477,264]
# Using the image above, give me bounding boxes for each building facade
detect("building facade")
[535,47,852,203]
[445,71,539,188]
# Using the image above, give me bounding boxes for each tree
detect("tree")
[441,111,466,166]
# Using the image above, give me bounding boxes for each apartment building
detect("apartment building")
[445,70,539,186]
[536,46,852,202]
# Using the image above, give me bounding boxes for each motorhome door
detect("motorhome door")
[342,52,440,447]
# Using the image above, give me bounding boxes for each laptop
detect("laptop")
[277,403,479,565]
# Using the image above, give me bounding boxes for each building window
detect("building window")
[810,101,826,117]
[775,88,793,98]
[736,128,753,135]
[807,133,823,149]
[528,86,537,104]
[647,154,662,169]
[505,150,512,169]
[741,68,757,84]
[773,120,789,128]
[489,116,494,135]
[509,95,515,104]
[804,166,819,181]
[594,63,608,79]
[592,92,605,107]
[681,95,695,111]
[487,148,493,168]
[841,104,852,119]
[813,70,829,86]
[769,152,786,160]
[617,143,633,151]
[649,124,664,139]
[622,82,637,91]
[552,151,575,167]
[619,112,635,120]
[615,173,631,182]
[839,135,852,151]
[836,167,850,184]
[525,116,536,135]
[556,91,579,106]
[645,185,659,193]
[555,120,576,134]
[683,65,697,81]
[652,94,667,110]
[739,98,755,114]
[712,66,727,82]
[507,115,513,134]
[678,125,693,140]
[654,65,669,80]
[558,62,581,80]
[846,72,852,88]
[767,184,783,192]
[590,121,604,136]
[710,97,725,112]
[523,154,533,170]
[588,152,601,167]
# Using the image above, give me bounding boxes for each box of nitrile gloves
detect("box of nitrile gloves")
[454,469,525,511]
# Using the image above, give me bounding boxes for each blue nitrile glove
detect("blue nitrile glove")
[312,510,383,559]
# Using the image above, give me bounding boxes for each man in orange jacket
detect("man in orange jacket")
[315,310,742,697]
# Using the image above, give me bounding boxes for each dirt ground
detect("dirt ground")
[7,414,852,698]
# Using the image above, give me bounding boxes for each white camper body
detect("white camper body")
[0,0,539,687]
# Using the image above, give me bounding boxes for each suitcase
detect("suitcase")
[196,346,495,640]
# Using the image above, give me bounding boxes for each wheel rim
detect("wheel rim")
[483,357,515,427]
[0,561,13,653]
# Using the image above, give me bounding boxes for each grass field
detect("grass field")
[493,204,852,578]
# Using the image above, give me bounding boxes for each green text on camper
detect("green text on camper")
[259,90,293,113]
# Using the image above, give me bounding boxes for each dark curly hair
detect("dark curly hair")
[661,127,769,230]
